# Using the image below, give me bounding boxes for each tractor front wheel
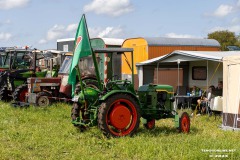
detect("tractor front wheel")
[13,84,28,102]
[36,92,51,107]
[178,112,190,133]
[98,94,140,137]
[143,119,156,130]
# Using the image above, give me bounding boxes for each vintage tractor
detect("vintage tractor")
[71,48,190,137]
[25,52,99,107]
[12,50,65,104]
[0,48,47,101]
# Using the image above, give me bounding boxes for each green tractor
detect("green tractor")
[71,48,190,137]
[12,50,65,105]
[0,48,47,101]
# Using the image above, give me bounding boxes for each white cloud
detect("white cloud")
[165,32,197,38]
[46,25,65,40]
[0,32,12,41]
[89,26,124,38]
[0,0,30,10]
[208,25,240,33]
[212,4,233,17]
[39,23,78,44]
[38,39,47,44]
[66,24,78,32]
[84,0,133,17]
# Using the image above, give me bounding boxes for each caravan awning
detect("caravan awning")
[136,50,240,66]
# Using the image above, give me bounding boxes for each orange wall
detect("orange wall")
[122,38,148,74]
[148,46,220,59]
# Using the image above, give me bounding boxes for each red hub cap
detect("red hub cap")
[109,104,131,129]
[106,99,138,136]
[181,116,190,133]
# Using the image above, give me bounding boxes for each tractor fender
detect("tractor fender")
[100,90,140,105]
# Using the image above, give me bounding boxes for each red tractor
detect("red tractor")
[25,53,99,106]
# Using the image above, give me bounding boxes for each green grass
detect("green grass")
[0,102,239,160]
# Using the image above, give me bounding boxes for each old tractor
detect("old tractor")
[12,50,65,104]
[25,52,99,107]
[71,48,190,137]
[0,48,47,101]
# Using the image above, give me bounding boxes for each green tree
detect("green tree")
[207,30,237,51]
[235,34,240,47]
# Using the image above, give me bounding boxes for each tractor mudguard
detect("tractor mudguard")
[100,90,140,105]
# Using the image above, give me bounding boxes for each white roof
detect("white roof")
[136,50,240,66]
[57,38,75,42]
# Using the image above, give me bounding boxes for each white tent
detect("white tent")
[222,55,240,130]
[136,50,240,87]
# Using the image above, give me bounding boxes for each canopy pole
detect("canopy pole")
[157,62,160,84]
[177,59,181,95]
[207,60,209,89]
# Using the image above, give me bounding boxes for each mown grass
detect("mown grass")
[0,101,239,160]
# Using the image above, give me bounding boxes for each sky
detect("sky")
[1,0,240,49]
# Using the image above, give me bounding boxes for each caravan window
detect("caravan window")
[192,66,207,80]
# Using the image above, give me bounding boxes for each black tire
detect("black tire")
[36,92,51,107]
[12,84,28,102]
[98,94,141,137]
[178,112,190,133]
[0,84,12,101]
[143,119,156,130]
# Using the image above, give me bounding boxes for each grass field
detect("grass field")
[0,101,239,160]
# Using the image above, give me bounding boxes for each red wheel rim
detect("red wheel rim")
[106,99,138,136]
[147,119,155,129]
[181,115,190,133]
[19,88,28,102]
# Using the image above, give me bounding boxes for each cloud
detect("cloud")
[164,32,197,38]
[212,4,233,17]
[84,0,133,17]
[89,26,124,38]
[66,24,78,32]
[39,23,77,44]
[38,39,47,44]
[0,32,12,41]
[46,25,66,40]
[0,0,30,10]
[208,25,240,33]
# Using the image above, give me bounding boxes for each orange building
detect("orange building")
[121,37,220,88]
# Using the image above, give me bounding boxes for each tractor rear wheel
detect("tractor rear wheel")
[0,84,12,101]
[98,94,140,137]
[178,112,190,133]
[143,119,156,130]
[13,84,28,102]
[36,92,51,107]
